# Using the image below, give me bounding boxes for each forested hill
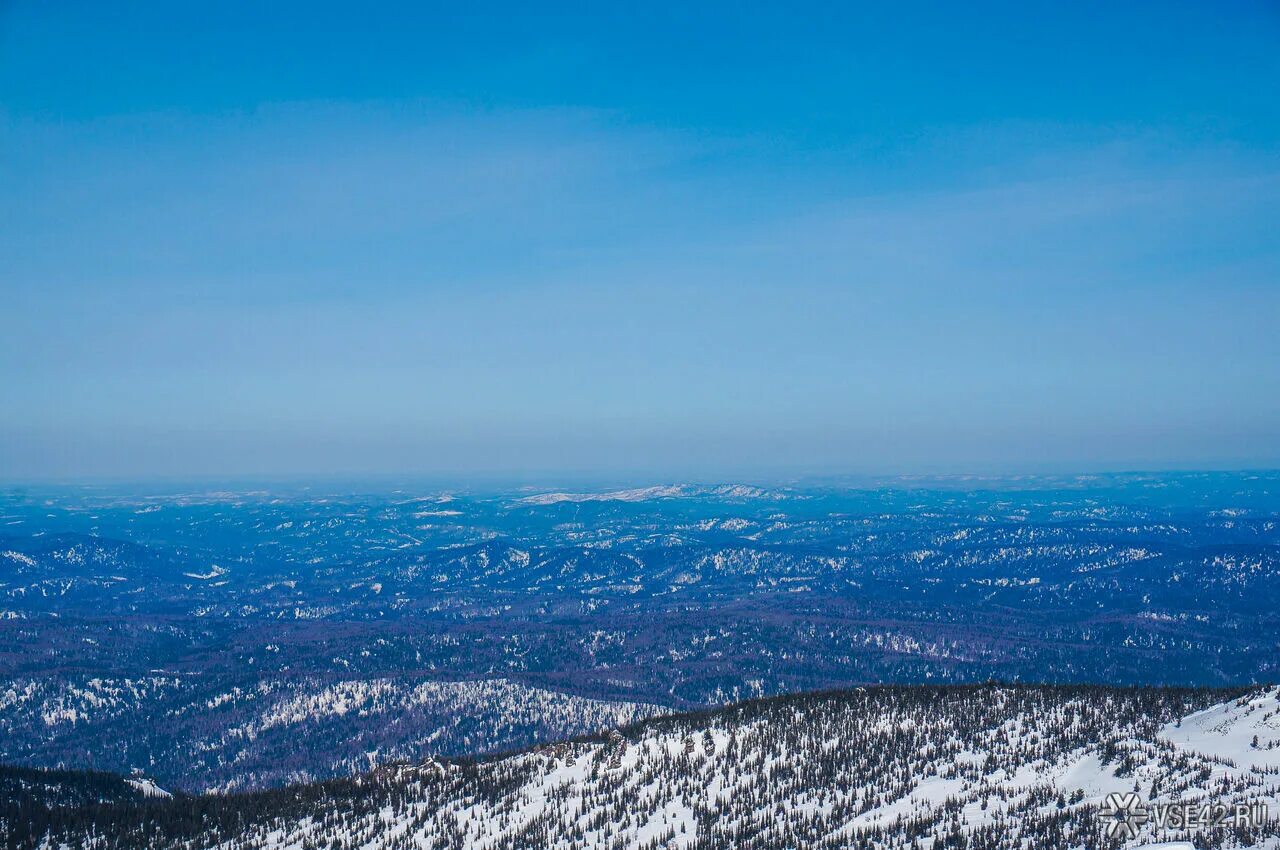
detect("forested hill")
[5,683,1280,850]
[4,477,1279,792]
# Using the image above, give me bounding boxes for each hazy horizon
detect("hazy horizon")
[4,468,1278,499]
[4,2,1278,480]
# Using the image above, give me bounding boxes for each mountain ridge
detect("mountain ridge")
[6,682,1280,849]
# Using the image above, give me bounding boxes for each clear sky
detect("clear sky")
[2,1,1278,481]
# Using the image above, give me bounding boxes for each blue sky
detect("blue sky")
[2,1,1278,481]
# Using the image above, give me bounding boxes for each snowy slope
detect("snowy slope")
[0,676,665,792]
[124,777,171,798]
[17,685,1280,850]
[1160,686,1280,773]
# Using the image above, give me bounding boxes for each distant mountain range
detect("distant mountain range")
[0,473,1277,793]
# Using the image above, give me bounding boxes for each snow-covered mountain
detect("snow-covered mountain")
[8,684,1280,849]
[0,676,663,792]
[514,484,783,505]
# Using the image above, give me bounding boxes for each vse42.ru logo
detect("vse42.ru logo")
[1101,791,1269,839]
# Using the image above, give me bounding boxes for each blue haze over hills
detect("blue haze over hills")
[1,473,1278,790]
[3,6,1280,845]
